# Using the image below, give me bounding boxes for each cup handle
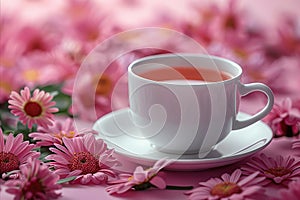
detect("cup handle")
[232,82,274,130]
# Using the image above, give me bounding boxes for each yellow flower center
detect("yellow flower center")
[94,74,113,96]
[53,131,76,144]
[233,48,248,59]
[210,182,242,198]
[247,70,266,82]
[0,80,12,93]
[23,69,39,82]
[0,57,14,68]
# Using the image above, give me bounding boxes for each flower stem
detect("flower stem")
[166,185,194,190]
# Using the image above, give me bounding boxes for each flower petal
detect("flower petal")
[149,176,166,189]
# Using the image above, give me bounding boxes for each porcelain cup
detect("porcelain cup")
[128,54,274,157]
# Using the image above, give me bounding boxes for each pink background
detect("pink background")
[1,0,300,199]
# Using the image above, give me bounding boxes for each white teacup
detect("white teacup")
[128,54,274,157]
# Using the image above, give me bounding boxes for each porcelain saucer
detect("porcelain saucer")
[93,108,273,171]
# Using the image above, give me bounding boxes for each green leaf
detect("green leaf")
[0,102,15,131]
[57,176,77,184]
[4,129,15,135]
[52,92,72,114]
[37,84,63,93]
[39,146,52,162]
[36,84,72,116]
[14,122,36,142]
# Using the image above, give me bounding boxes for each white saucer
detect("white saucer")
[93,108,273,171]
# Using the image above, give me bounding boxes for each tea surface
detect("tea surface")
[139,66,232,82]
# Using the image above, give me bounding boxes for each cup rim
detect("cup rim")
[128,53,243,86]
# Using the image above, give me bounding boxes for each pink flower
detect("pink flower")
[275,16,300,57]
[185,169,266,200]
[29,118,90,146]
[242,153,300,186]
[5,158,61,200]
[72,55,128,121]
[106,159,173,194]
[264,98,300,137]
[10,25,61,55]
[0,129,39,175]
[17,52,76,88]
[46,133,118,184]
[275,178,300,200]
[8,87,59,129]
[63,0,105,44]
[0,67,24,104]
[292,138,300,150]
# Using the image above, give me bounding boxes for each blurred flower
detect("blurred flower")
[275,17,300,57]
[13,25,60,55]
[0,17,26,69]
[185,169,266,200]
[72,56,128,121]
[242,153,300,186]
[8,87,59,129]
[274,178,300,200]
[176,3,219,45]
[0,129,39,175]
[106,159,173,194]
[264,98,300,137]
[46,133,118,184]
[29,118,91,146]
[64,0,104,43]
[0,67,24,104]
[17,52,76,88]
[5,158,61,200]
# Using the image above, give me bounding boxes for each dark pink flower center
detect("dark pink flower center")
[0,152,20,174]
[224,14,237,29]
[24,101,43,117]
[210,182,242,198]
[265,167,292,177]
[68,152,100,174]
[24,177,45,196]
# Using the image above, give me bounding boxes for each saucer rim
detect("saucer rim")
[93,108,273,166]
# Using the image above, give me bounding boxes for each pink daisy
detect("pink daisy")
[29,118,91,147]
[0,129,39,175]
[106,159,173,194]
[8,87,59,129]
[275,178,300,200]
[45,133,118,184]
[185,169,266,200]
[242,153,300,186]
[5,158,61,200]
[264,98,300,137]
